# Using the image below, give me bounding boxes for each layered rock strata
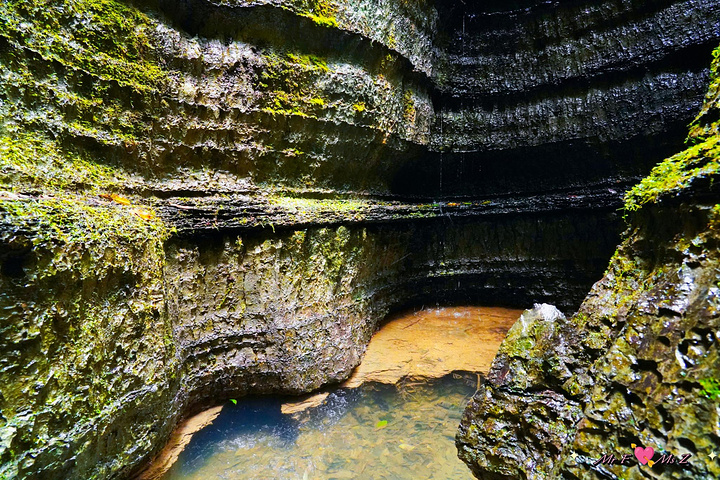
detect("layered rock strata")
[397,0,720,198]
[1,0,719,479]
[458,43,720,480]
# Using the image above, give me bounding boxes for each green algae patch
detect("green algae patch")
[268,195,372,219]
[274,0,338,28]
[0,0,164,166]
[402,89,416,122]
[624,135,720,212]
[0,130,137,194]
[301,0,339,28]
[0,37,152,152]
[688,45,720,141]
[699,378,720,400]
[0,0,167,93]
[259,52,334,118]
[0,193,168,262]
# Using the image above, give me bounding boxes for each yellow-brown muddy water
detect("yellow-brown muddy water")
[158,306,522,480]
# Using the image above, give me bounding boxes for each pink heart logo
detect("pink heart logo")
[634,446,654,464]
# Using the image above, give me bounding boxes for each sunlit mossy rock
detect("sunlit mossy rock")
[0,1,431,478]
[0,195,177,479]
[458,45,720,480]
[0,0,434,198]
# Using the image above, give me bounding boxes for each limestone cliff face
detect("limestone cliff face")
[457,44,720,479]
[0,0,719,479]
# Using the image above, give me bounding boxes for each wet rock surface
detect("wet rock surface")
[396,0,720,198]
[458,46,720,478]
[1,0,719,478]
[342,306,522,388]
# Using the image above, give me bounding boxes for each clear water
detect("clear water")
[162,375,478,480]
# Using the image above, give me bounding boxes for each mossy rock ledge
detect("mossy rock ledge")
[1,0,720,479]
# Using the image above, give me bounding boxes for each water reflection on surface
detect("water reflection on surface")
[162,306,522,480]
[163,376,477,480]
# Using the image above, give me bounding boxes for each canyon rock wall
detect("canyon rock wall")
[1,0,719,478]
[397,0,720,199]
[458,43,720,480]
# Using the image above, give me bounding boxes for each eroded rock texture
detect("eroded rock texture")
[398,0,720,199]
[1,0,719,478]
[458,43,720,479]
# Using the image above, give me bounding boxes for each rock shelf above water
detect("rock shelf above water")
[342,306,522,388]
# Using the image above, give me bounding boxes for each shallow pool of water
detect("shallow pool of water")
[155,306,523,479]
[162,375,478,480]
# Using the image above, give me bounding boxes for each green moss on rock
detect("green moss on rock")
[0,129,137,194]
[0,0,167,93]
[0,192,176,480]
[688,45,720,141]
[624,135,720,212]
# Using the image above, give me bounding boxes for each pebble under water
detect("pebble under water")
[162,375,478,480]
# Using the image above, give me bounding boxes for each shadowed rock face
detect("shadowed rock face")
[457,42,720,479]
[396,0,720,198]
[0,0,718,478]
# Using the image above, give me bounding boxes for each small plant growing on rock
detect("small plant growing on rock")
[699,378,720,399]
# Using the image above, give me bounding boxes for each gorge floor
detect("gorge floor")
[144,306,522,480]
